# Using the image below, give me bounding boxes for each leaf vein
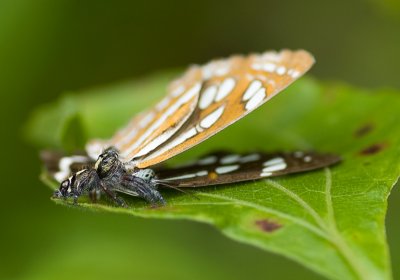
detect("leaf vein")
[196,191,329,239]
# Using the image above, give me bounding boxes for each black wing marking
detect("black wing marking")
[40,150,94,182]
[155,151,341,188]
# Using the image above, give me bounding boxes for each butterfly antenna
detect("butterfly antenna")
[155,180,200,200]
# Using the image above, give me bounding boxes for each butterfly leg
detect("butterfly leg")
[121,176,166,206]
[100,182,127,207]
[89,189,101,203]
[135,185,166,206]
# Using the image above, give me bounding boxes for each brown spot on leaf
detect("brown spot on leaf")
[355,123,374,138]
[360,143,386,155]
[255,219,282,232]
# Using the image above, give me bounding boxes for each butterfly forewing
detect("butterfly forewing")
[155,151,340,188]
[134,50,315,168]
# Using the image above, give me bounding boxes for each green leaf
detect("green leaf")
[26,72,400,280]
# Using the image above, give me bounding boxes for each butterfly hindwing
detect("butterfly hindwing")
[155,151,340,188]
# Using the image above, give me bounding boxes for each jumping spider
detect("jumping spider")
[53,147,165,207]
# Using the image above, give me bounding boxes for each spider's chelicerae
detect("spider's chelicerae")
[53,147,165,207]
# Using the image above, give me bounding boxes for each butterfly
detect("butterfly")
[42,49,340,207]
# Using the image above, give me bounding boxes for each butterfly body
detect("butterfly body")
[44,49,341,206]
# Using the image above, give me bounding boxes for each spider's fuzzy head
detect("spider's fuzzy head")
[95,147,122,178]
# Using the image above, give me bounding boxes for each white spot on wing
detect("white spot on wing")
[202,60,232,79]
[245,88,266,111]
[288,69,301,78]
[176,127,198,144]
[304,156,312,162]
[243,80,262,101]
[263,157,285,166]
[165,173,197,180]
[202,64,213,79]
[240,153,261,163]
[184,83,202,100]
[262,63,276,72]
[220,154,240,164]
[262,162,287,173]
[292,71,300,78]
[215,78,236,102]
[200,105,225,128]
[262,51,282,62]
[216,165,240,174]
[164,170,208,181]
[199,86,217,109]
[262,157,287,173]
[171,85,185,97]
[195,124,204,132]
[260,172,272,177]
[276,66,286,75]
[198,156,218,165]
[196,170,208,176]
[215,66,229,76]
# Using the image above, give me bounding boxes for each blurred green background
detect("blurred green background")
[1,0,399,279]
